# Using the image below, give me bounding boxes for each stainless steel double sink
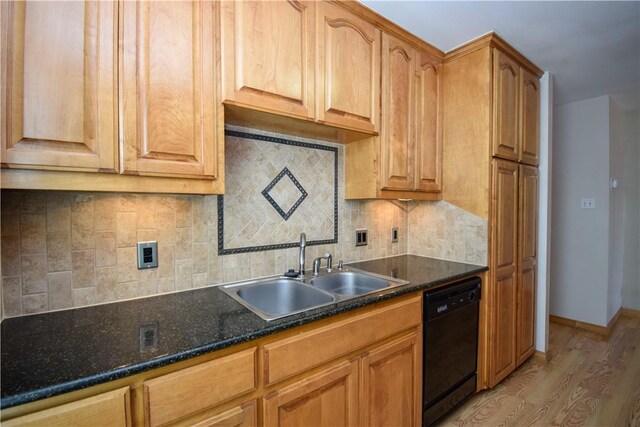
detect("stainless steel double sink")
[220,268,409,321]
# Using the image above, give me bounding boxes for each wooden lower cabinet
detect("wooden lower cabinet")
[263,360,359,427]
[191,401,257,427]
[3,387,131,427]
[361,332,421,427]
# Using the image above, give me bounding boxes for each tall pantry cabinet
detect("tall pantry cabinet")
[442,33,542,388]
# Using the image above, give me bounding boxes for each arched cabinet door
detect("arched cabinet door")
[220,0,316,120]
[519,69,540,165]
[492,49,520,162]
[1,1,118,172]
[120,0,219,180]
[380,34,416,191]
[317,2,380,134]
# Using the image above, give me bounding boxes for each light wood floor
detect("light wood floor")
[440,315,640,426]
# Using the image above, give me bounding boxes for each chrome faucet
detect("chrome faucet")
[299,233,306,277]
[313,253,333,276]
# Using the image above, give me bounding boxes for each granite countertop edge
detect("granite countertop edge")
[1,260,487,409]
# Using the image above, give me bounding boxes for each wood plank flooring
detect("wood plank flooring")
[440,315,640,426]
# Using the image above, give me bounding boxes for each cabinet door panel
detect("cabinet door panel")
[490,159,518,385]
[263,360,358,427]
[318,3,380,133]
[380,34,416,191]
[361,333,421,427]
[520,69,540,165]
[517,165,538,366]
[121,1,218,179]
[492,50,519,161]
[415,53,442,192]
[1,1,117,171]
[221,0,315,119]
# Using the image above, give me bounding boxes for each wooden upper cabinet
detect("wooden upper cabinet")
[415,53,443,192]
[220,0,316,119]
[1,1,118,172]
[121,0,218,180]
[492,49,520,162]
[520,68,540,165]
[317,2,380,134]
[263,360,359,427]
[380,34,416,191]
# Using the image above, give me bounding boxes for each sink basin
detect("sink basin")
[222,279,336,321]
[310,271,391,296]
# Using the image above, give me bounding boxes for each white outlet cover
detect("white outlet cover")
[581,198,596,209]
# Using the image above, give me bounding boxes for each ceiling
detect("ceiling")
[362,1,640,109]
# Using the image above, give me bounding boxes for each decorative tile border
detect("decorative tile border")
[218,130,339,255]
[261,167,308,221]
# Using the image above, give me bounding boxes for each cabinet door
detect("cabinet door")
[492,50,520,162]
[516,165,538,366]
[220,1,315,119]
[3,387,130,427]
[263,360,358,427]
[490,159,519,386]
[317,3,380,134]
[361,332,421,427]
[519,69,540,165]
[1,1,117,172]
[191,401,257,427]
[414,52,442,192]
[121,1,218,179]
[380,34,416,191]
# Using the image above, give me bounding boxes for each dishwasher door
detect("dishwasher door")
[423,277,481,426]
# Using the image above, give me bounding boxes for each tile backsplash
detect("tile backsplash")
[0,128,487,319]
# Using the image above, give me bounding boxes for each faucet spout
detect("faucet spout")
[299,233,307,277]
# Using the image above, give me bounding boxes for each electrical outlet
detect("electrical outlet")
[137,241,158,269]
[356,229,368,246]
[391,227,399,243]
[581,198,595,209]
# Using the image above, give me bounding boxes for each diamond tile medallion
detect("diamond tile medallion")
[261,167,308,221]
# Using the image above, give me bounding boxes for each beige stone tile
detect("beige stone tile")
[136,196,157,229]
[46,233,71,272]
[73,287,96,307]
[137,269,158,296]
[71,210,95,250]
[156,212,175,245]
[116,212,137,248]
[23,293,48,314]
[193,213,207,243]
[1,214,19,236]
[175,197,193,228]
[158,277,175,293]
[175,228,192,260]
[193,273,207,288]
[1,235,21,276]
[20,191,47,214]
[20,214,46,254]
[137,229,159,243]
[157,245,175,278]
[207,256,223,285]
[175,259,192,290]
[117,194,137,212]
[192,196,205,213]
[96,267,137,303]
[94,196,118,231]
[117,247,137,283]
[192,243,207,273]
[2,276,22,317]
[46,193,70,233]
[71,194,94,215]
[72,250,95,288]
[48,271,72,310]
[95,231,116,268]
[1,191,22,214]
[157,196,176,213]
[21,254,47,294]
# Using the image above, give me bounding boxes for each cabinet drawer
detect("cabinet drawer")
[143,348,257,427]
[264,296,421,385]
[190,400,257,427]
[3,387,131,427]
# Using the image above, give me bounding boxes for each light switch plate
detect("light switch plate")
[137,241,158,269]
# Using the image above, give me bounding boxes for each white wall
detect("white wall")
[536,73,552,353]
[551,95,611,326]
[608,100,625,321]
[622,108,640,310]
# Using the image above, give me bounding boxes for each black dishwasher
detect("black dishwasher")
[423,277,481,426]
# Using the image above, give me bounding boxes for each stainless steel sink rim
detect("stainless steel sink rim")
[220,267,409,321]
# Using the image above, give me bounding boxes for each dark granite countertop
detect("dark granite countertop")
[0,255,486,409]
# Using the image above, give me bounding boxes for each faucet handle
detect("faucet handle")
[338,259,344,270]
[326,253,333,272]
